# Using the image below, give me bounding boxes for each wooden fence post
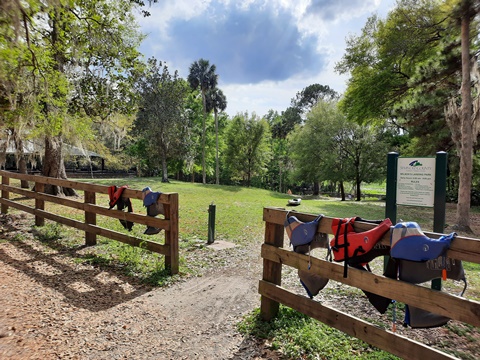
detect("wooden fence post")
[260,210,285,321]
[35,181,45,226]
[1,174,9,214]
[84,190,97,245]
[164,193,179,274]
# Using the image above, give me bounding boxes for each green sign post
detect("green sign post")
[385,151,447,290]
[432,151,448,290]
[385,152,398,223]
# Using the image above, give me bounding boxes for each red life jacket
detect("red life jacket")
[330,217,392,277]
[108,185,130,209]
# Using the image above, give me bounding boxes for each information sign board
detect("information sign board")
[397,157,435,207]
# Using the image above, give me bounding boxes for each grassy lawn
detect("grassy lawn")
[78,178,396,244]
[87,178,446,239]
[5,177,479,360]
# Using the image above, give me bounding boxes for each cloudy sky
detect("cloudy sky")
[137,0,396,117]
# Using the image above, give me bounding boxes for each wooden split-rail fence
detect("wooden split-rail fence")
[259,207,480,360]
[0,170,179,274]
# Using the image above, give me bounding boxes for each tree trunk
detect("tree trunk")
[41,12,75,196]
[339,181,345,201]
[215,109,219,185]
[456,5,473,232]
[356,178,361,201]
[201,90,207,184]
[18,156,29,188]
[161,154,169,183]
[14,136,29,188]
[278,161,283,193]
[313,181,319,196]
[42,136,76,196]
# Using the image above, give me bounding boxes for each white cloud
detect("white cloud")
[137,0,396,117]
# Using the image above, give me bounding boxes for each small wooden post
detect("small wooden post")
[1,174,9,214]
[260,208,284,321]
[35,181,45,226]
[84,190,97,245]
[164,193,179,274]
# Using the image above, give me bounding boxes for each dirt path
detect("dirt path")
[0,214,281,360]
[0,268,266,359]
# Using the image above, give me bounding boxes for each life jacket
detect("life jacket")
[297,269,329,299]
[330,217,392,277]
[142,191,164,235]
[390,221,456,262]
[388,222,464,328]
[143,191,164,217]
[108,185,134,231]
[384,255,467,328]
[328,217,394,314]
[289,214,393,314]
[284,212,330,299]
[284,213,324,252]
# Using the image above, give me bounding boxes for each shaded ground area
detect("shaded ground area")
[0,213,281,360]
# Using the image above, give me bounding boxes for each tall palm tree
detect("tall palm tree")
[187,59,218,184]
[206,88,227,185]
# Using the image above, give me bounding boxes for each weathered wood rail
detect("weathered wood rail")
[0,170,179,274]
[259,207,480,360]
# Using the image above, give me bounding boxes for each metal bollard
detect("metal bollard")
[208,202,216,244]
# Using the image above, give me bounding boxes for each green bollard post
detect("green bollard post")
[208,202,216,244]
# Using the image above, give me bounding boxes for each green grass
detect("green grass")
[86,179,293,243]
[361,182,387,195]
[83,178,432,239]
[462,262,480,301]
[238,306,400,360]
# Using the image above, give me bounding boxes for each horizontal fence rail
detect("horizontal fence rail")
[0,170,179,274]
[259,207,480,360]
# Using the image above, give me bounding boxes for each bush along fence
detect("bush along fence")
[259,207,480,360]
[0,170,179,274]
